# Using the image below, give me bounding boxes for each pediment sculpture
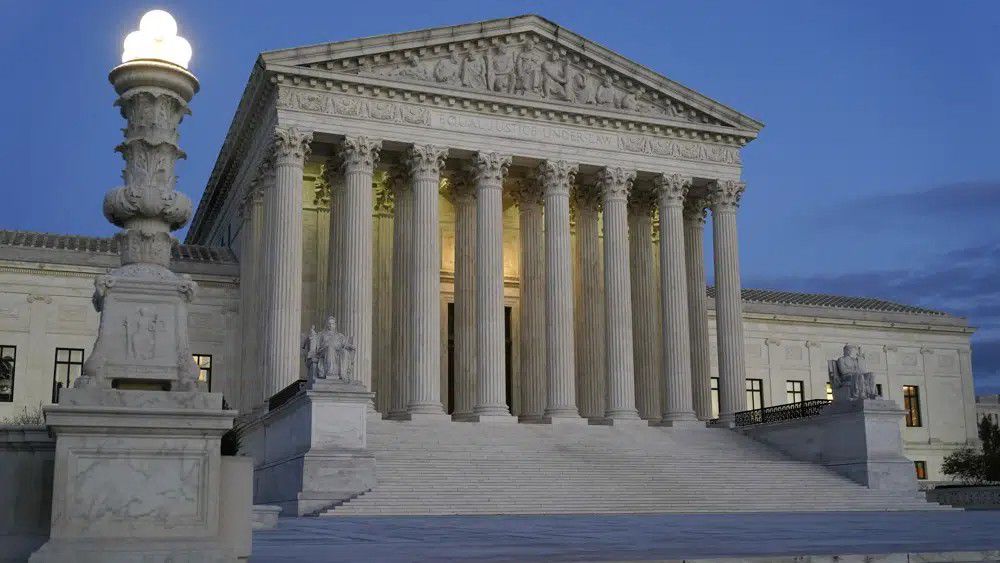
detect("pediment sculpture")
[828,344,878,401]
[349,37,715,124]
[302,316,357,383]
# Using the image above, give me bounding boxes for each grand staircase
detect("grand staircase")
[320,417,943,516]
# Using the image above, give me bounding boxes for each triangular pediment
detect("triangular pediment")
[261,15,763,133]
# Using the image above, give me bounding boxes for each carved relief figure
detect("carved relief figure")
[541,51,569,100]
[830,344,878,400]
[514,42,543,95]
[568,67,595,104]
[395,54,429,81]
[302,316,356,382]
[433,52,462,86]
[461,53,488,90]
[488,45,515,93]
[124,306,159,360]
[595,77,616,107]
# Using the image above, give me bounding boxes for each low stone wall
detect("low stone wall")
[0,425,55,563]
[926,486,1000,510]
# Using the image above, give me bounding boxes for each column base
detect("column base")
[451,412,477,422]
[658,412,702,427]
[605,408,641,420]
[462,413,518,424]
[541,414,588,425]
[518,414,546,424]
[473,405,513,417]
[590,417,649,427]
[401,412,453,423]
[406,403,447,416]
[652,418,706,429]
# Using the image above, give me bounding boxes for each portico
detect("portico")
[190,15,763,427]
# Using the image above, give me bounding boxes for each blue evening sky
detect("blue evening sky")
[2,1,999,392]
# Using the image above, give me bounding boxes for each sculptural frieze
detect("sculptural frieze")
[124,306,161,361]
[302,316,357,383]
[829,344,878,401]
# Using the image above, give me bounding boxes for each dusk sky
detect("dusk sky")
[2,1,999,392]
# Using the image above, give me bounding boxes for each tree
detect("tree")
[942,416,1000,484]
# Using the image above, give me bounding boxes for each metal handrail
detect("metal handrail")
[734,399,831,427]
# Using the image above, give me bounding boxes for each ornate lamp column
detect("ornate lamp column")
[654,173,698,425]
[512,178,546,422]
[471,152,513,420]
[709,179,748,425]
[538,160,583,422]
[335,137,382,401]
[405,144,449,418]
[598,167,640,422]
[572,184,605,420]
[444,169,477,420]
[628,188,661,422]
[683,195,714,421]
[262,126,312,396]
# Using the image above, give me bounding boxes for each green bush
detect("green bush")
[942,416,1000,484]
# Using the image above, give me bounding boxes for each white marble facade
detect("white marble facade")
[0,16,981,481]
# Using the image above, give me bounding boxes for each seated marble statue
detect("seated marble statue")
[829,344,878,401]
[301,316,356,382]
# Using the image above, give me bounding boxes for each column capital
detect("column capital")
[683,195,710,224]
[373,172,395,216]
[708,179,746,211]
[441,169,476,204]
[654,173,692,207]
[405,144,448,180]
[570,182,602,211]
[509,177,544,207]
[273,126,313,164]
[338,136,382,173]
[627,185,658,217]
[385,164,410,196]
[469,152,511,187]
[596,166,636,202]
[536,160,578,197]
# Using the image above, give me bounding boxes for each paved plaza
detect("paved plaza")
[251,511,1000,562]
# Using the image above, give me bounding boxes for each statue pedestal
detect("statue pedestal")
[30,389,240,563]
[245,379,375,516]
[742,399,917,492]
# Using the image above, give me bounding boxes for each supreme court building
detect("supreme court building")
[0,16,979,484]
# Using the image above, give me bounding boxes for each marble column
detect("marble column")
[538,160,582,421]
[710,179,748,425]
[471,152,513,419]
[572,186,605,420]
[513,179,546,422]
[262,126,312,396]
[405,145,449,417]
[627,189,661,422]
[388,167,413,419]
[445,170,477,419]
[238,186,264,413]
[598,167,640,422]
[683,195,714,421]
[655,173,698,425]
[335,137,382,400]
[323,157,344,328]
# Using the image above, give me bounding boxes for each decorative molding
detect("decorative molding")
[338,135,382,173]
[404,144,448,179]
[653,173,691,206]
[273,126,313,164]
[508,177,544,207]
[596,167,636,202]
[26,294,52,304]
[683,195,710,224]
[708,179,745,210]
[536,160,578,198]
[469,152,511,187]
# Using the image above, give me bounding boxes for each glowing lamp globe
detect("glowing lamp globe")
[121,9,193,69]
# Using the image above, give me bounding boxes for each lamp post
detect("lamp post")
[76,10,202,391]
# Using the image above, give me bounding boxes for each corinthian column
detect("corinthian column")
[572,185,605,420]
[238,186,264,413]
[538,160,582,422]
[405,145,449,417]
[254,158,275,408]
[709,179,748,425]
[335,137,382,400]
[388,167,412,419]
[262,126,312,396]
[444,170,477,419]
[323,157,344,335]
[512,179,546,422]
[470,152,513,420]
[683,195,713,421]
[597,167,640,422]
[628,188,661,422]
[655,173,698,425]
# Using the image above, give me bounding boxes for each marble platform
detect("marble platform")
[252,511,1000,562]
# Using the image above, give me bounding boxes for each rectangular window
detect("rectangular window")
[53,348,85,403]
[876,383,883,398]
[710,377,719,419]
[786,380,804,404]
[914,460,927,480]
[825,382,833,401]
[193,354,213,392]
[0,345,16,402]
[903,385,922,427]
[746,378,764,410]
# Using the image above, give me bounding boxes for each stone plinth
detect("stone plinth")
[0,426,54,563]
[742,398,918,491]
[30,389,238,563]
[245,379,375,516]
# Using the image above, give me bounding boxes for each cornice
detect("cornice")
[269,64,755,145]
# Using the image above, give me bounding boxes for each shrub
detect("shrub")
[942,416,1000,484]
